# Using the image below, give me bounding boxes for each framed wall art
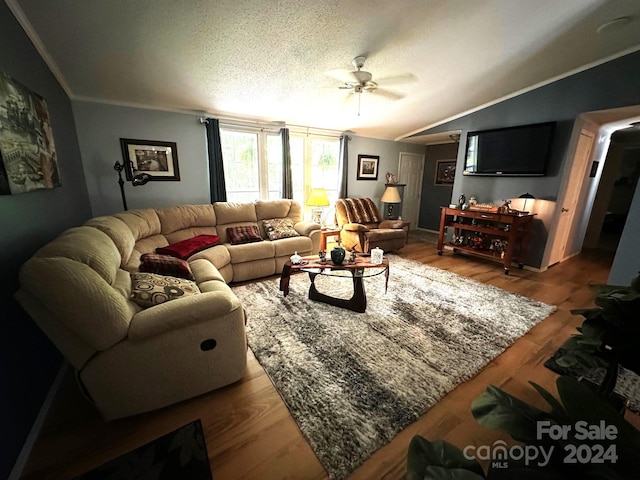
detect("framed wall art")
[434,160,456,186]
[0,72,61,195]
[120,138,180,181]
[357,154,379,180]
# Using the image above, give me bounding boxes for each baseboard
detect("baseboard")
[415,227,439,234]
[8,362,69,480]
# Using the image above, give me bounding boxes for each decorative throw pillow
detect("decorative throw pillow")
[262,218,300,241]
[139,253,194,280]
[226,225,262,245]
[130,272,200,308]
[156,234,219,260]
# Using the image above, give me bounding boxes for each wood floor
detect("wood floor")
[20,233,632,479]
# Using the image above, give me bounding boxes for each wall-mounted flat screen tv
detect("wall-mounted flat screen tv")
[463,122,555,176]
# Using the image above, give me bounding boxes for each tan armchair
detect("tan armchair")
[334,198,407,253]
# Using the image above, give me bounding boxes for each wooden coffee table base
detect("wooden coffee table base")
[308,272,367,313]
[279,257,389,313]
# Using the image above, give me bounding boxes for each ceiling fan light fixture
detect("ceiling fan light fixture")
[352,56,366,70]
[352,70,372,84]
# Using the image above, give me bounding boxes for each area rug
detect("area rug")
[76,420,211,479]
[545,349,640,413]
[232,255,556,480]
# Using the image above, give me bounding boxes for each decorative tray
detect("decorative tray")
[469,205,499,213]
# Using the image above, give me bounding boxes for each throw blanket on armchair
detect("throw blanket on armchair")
[341,198,381,224]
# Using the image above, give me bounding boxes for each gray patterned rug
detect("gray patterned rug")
[232,255,556,480]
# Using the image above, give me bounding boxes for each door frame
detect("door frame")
[547,128,595,266]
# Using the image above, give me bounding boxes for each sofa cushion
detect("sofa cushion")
[213,202,257,224]
[156,234,220,259]
[255,199,297,220]
[226,226,262,245]
[130,272,200,308]
[156,204,216,234]
[139,253,194,280]
[262,218,300,240]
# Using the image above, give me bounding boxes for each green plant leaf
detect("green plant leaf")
[406,436,485,480]
[425,465,486,479]
[486,466,566,479]
[554,376,640,475]
[529,382,567,420]
[471,385,550,444]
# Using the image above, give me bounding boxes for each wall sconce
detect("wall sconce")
[380,185,401,219]
[307,188,330,224]
[113,160,151,211]
[518,192,535,214]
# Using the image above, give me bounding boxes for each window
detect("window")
[220,126,340,220]
[220,130,259,202]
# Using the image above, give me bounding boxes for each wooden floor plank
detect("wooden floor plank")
[20,235,632,480]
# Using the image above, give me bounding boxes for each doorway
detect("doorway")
[584,130,640,252]
[397,152,425,227]
[545,105,640,272]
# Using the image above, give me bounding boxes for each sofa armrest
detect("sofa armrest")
[128,290,242,340]
[294,221,321,237]
[378,220,405,229]
[343,223,370,232]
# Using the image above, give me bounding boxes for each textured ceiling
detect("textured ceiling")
[8,0,640,143]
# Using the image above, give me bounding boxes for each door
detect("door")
[397,152,425,227]
[548,131,594,265]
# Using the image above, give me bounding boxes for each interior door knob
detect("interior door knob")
[561,207,569,212]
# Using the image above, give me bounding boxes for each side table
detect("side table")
[397,221,411,244]
[319,228,341,251]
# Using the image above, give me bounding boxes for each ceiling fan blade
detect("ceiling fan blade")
[325,69,359,84]
[341,91,355,103]
[375,73,418,86]
[370,88,405,101]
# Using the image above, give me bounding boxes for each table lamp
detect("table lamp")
[518,192,535,214]
[380,185,401,219]
[307,188,330,224]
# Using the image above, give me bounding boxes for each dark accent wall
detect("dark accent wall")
[419,143,458,231]
[412,50,640,270]
[0,4,92,477]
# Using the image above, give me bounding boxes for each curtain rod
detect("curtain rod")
[199,116,351,139]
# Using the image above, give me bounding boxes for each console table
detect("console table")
[437,207,534,274]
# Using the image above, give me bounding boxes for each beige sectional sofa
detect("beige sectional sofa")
[15,199,320,420]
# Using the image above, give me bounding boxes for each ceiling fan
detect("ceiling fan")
[327,56,413,115]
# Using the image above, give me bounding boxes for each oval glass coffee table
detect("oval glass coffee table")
[279,256,389,313]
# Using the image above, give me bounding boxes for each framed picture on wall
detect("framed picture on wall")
[357,154,379,180]
[120,138,180,181]
[0,72,61,195]
[434,160,456,185]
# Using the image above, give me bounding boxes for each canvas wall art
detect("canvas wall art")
[0,72,61,195]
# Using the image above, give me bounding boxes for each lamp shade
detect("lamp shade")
[381,186,401,203]
[307,188,330,206]
[518,192,535,213]
[132,172,151,186]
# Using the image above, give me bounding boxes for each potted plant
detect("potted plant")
[549,272,640,396]
[407,376,640,479]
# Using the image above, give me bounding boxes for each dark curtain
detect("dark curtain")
[281,127,293,199]
[338,134,350,198]
[205,118,227,202]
